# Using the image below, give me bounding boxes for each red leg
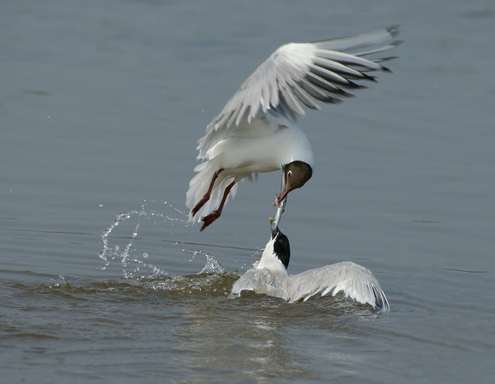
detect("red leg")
[200,180,236,231]
[191,168,224,217]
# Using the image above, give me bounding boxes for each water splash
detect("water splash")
[98,210,139,271]
[185,249,226,275]
[98,201,225,280]
[98,206,172,278]
[50,275,70,289]
[43,272,240,300]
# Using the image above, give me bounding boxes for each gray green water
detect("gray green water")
[2,1,494,382]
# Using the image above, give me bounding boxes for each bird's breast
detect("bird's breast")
[208,123,314,175]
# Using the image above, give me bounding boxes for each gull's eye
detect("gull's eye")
[287,170,292,178]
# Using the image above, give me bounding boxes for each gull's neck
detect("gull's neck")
[256,236,289,276]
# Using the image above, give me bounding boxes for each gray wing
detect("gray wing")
[229,268,279,298]
[281,262,390,312]
[197,26,400,159]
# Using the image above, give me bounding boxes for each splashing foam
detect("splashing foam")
[98,210,146,278]
[187,249,226,275]
[98,201,226,280]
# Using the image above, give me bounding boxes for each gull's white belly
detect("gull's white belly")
[207,123,314,177]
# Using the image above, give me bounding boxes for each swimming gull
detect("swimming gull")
[230,226,390,312]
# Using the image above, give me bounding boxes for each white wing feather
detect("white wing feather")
[283,262,389,310]
[197,26,400,160]
[231,261,390,312]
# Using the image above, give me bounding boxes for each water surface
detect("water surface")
[1,1,494,383]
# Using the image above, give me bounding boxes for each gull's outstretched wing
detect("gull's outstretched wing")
[197,26,400,159]
[230,261,390,312]
[281,261,390,312]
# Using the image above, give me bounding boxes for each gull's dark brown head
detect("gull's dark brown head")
[278,161,313,202]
